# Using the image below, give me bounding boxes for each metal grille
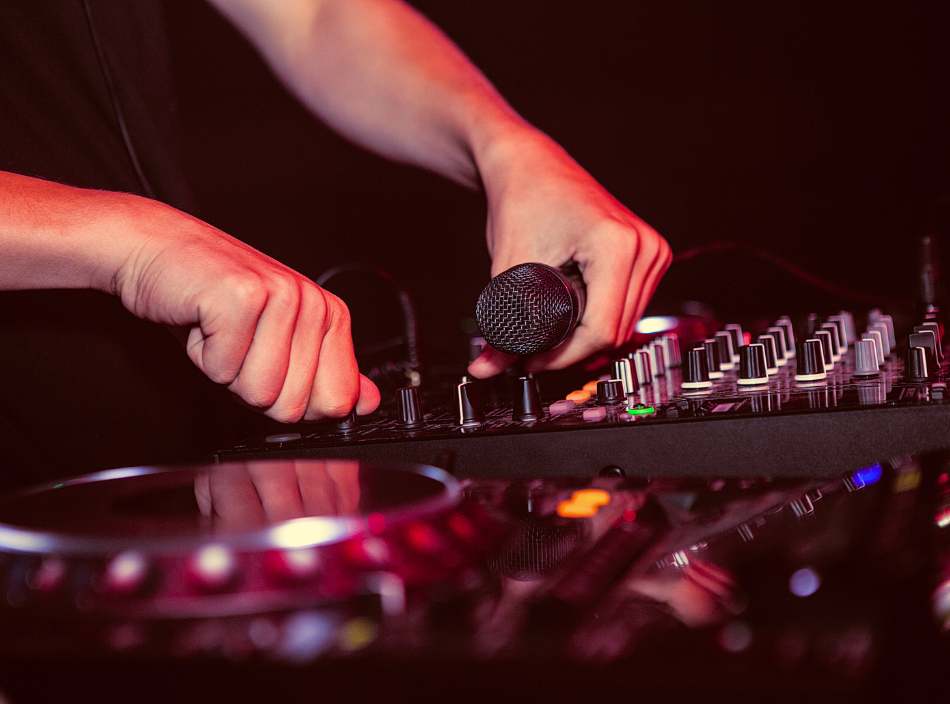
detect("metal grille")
[475,263,576,355]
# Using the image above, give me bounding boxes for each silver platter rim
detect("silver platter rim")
[0,460,460,556]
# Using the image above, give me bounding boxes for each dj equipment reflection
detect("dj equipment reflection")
[0,454,946,701]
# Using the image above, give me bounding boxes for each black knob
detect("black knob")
[715,331,735,370]
[596,379,626,405]
[905,346,931,381]
[396,386,425,428]
[737,344,769,385]
[755,334,779,373]
[723,324,743,358]
[455,377,484,426]
[513,376,544,421]
[775,318,796,358]
[702,339,724,378]
[915,322,942,356]
[682,347,712,389]
[611,358,639,394]
[333,408,359,433]
[794,339,827,382]
[908,331,939,372]
[819,323,842,360]
[813,330,835,370]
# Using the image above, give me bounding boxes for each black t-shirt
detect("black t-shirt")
[0,0,243,487]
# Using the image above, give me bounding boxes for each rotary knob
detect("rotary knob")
[513,376,544,422]
[715,331,735,371]
[905,346,931,382]
[775,318,796,358]
[853,339,880,377]
[813,330,835,371]
[723,324,743,362]
[682,347,712,389]
[396,386,425,428]
[908,331,939,372]
[455,377,484,427]
[333,408,359,434]
[611,358,639,394]
[819,323,842,361]
[702,339,724,379]
[794,339,827,382]
[630,349,653,386]
[861,330,885,366]
[596,379,626,405]
[755,334,779,374]
[737,343,769,385]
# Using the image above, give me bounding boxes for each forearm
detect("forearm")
[0,170,141,294]
[209,0,536,188]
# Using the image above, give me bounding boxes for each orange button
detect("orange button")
[582,380,600,394]
[557,489,612,518]
[566,390,591,403]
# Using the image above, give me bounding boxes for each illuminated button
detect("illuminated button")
[549,399,575,415]
[582,380,600,394]
[566,390,590,403]
[403,523,444,553]
[31,557,67,592]
[626,404,655,416]
[104,550,149,594]
[582,407,607,422]
[189,544,238,589]
[264,547,322,581]
[557,489,611,518]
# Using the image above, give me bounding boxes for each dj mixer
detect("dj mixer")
[217,310,950,479]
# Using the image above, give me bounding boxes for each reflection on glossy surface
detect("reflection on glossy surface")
[194,460,361,530]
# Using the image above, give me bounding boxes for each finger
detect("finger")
[467,344,518,379]
[194,472,212,517]
[305,294,361,420]
[185,277,266,385]
[261,285,324,422]
[326,460,361,514]
[355,374,381,415]
[624,240,672,341]
[247,461,306,522]
[295,460,339,516]
[227,278,301,409]
[618,231,671,342]
[207,464,268,529]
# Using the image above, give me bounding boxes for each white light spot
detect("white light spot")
[789,567,821,597]
[635,316,678,335]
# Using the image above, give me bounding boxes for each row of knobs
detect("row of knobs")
[680,311,912,388]
[398,332,685,428]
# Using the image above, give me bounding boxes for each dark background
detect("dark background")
[165,0,950,352]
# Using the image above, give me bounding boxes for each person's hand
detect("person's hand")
[194,459,362,530]
[467,129,671,378]
[109,196,379,422]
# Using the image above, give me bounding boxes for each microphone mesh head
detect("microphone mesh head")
[476,263,577,355]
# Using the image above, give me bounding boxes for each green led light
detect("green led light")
[52,483,64,489]
[626,406,655,416]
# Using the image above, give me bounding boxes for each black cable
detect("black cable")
[81,0,157,200]
[315,264,422,375]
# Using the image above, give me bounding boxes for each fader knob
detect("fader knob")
[908,331,939,372]
[702,339,724,378]
[861,330,885,366]
[596,379,626,405]
[455,377,485,427]
[396,387,425,428]
[737,344,769,385]
[813,330,835,371]
[819,324,842,361]
[724,324,743,361]
[611,358,639,394]
[513,376,544,422]
[755,334,779,374]
[715,331,735,371]
[794,339,827,382]
[682,347,712,389]
[904,347,930,382]
[853,339,880,377]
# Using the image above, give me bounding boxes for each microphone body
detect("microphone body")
[475,263,586,356]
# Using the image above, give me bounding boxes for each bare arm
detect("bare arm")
[210,0,672,374]
[0,170,379,421]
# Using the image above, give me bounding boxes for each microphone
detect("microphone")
[475,263,587,356]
